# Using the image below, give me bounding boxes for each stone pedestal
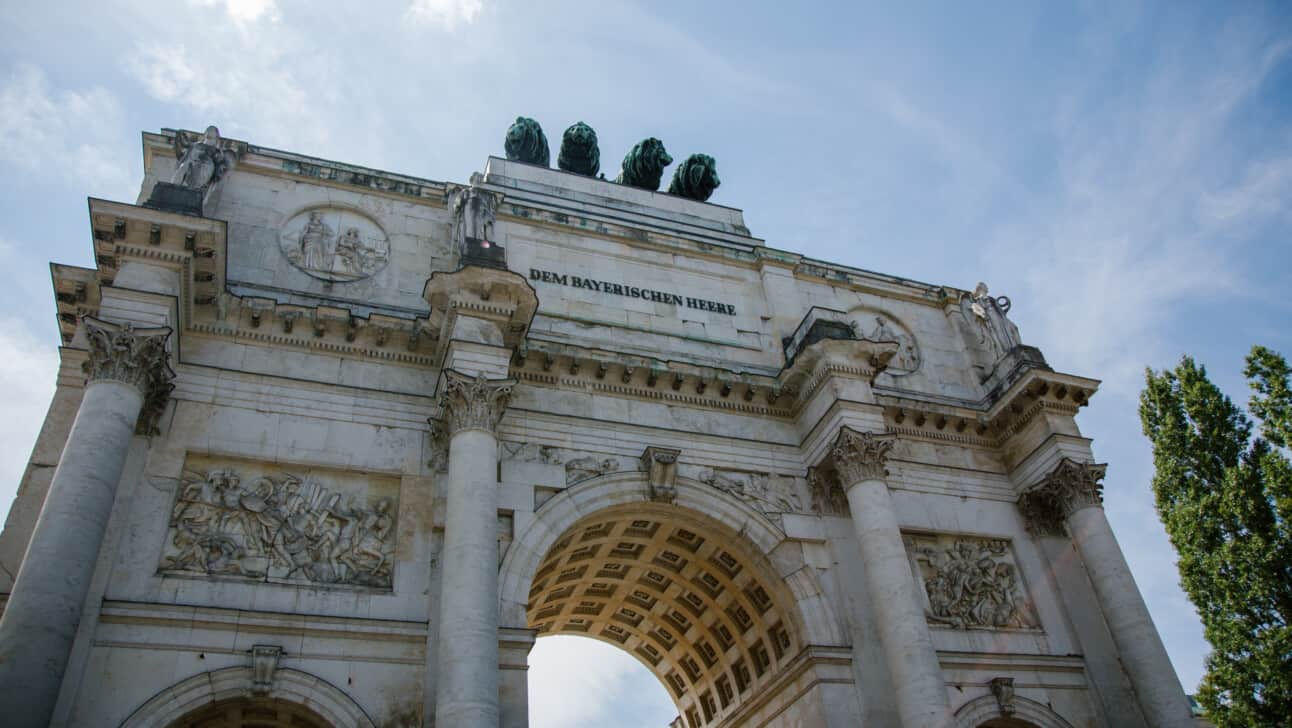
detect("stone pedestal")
[0,318,171,728]
[433,370,514,728]
[824,427,954,728]
[1019,459,1193,728]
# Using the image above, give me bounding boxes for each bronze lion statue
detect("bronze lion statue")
[615,138,673,191]
[667,153,720,202]
[504,117,549,167]
[558,121,600,177]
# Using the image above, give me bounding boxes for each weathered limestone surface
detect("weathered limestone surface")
[0,127,1192,728]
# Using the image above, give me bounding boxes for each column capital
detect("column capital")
[1016,458,1106,535]
[82,317,175,434]
[439,369,515,436]
[827,427,895,486]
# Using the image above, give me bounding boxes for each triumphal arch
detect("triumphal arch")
[0,121,1197,727]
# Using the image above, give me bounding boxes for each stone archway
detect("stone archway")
[164,697,329,727]
[952,694,1077,728]
[500,471,853,727]
[119,666,375,728]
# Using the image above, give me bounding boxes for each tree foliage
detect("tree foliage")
[1139,346,1292,727]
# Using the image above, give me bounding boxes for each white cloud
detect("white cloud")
[0,64,135,200]
[0,314,59,519]
[190,0,279,24]
[528,636,675,728]
[407,0,484,29]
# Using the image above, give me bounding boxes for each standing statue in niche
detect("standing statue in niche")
[615,138,673,191]
[504,117,550,167]
[668,154,721,202]
[558,121,601,177]
[964,282,1022,360]
[173,125,234,193]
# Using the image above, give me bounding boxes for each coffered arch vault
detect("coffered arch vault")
[499,472,850,727]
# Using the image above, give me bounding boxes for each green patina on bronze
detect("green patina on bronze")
[615,138,673,191]
[504,117,550,167]
[667,153,720,202]
[558,121,600,177]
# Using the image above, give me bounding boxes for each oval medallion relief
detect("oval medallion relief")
[279,206,390,282]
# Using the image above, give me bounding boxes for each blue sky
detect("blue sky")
[1,1,1290,725]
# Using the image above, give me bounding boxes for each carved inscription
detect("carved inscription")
[161,457,398,589]
[907,535,1038,630]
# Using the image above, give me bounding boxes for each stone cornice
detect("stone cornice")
[1016,458,1106,536]
[439,369,515,436]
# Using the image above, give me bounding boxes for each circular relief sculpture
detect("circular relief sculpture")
[279,207,390,282]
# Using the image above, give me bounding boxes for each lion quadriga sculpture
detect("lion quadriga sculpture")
[557,121,600,177]
[615,138,673,191]
[504,117,550,167]
[667,153,720,202]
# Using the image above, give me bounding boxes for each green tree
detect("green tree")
[1139,346,1292,727]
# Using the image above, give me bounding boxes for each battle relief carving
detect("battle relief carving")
[850,308,921,375]
[906,534,1039,630]
[279,206,391,282]
[160,456,399,589]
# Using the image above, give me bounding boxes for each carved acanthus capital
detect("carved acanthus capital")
[83,318,175,434]
[827,427,895,486]
[439,369,515,435]
[1016,458,1107,536]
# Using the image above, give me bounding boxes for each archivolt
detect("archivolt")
[500,471,846,727]
[119,666,375,728]
[953,694,1077,728]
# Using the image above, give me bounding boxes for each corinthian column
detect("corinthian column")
[825,427,954,728]
[1018,459,1193,728]
[0,318,172,728]
[434,369,515,728]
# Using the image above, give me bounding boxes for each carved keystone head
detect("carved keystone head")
[640,446,681,503]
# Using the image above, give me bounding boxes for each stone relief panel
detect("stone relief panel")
[905,534,1039,630]
[160,455,400,589]
[849,307,921,375]
[565,455,621,485]
[501,441,564,465]
[695,468,803,516]
[279,206,391,282]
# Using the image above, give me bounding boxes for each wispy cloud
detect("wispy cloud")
[0,308,59,517]
[0,64,135,199]
[406,0,484,30]
[190,0,280,25]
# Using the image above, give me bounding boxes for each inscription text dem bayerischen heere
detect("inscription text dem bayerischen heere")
[529,268,736,316]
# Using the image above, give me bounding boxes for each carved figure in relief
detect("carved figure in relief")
[914,538,1036,629]
[565,456,619,484]
[963,282,1022,360]
[280,207,391,283]
[615,138,673,191]
[698,469,802,514]
[161,466,396,588]
[501,442,563,464]
[868,315,921,373]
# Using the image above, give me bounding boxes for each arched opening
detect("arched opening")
[167,697,330,728]
[979,720,1040,728]
[528,634,677,727]
[524,502,806,728]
